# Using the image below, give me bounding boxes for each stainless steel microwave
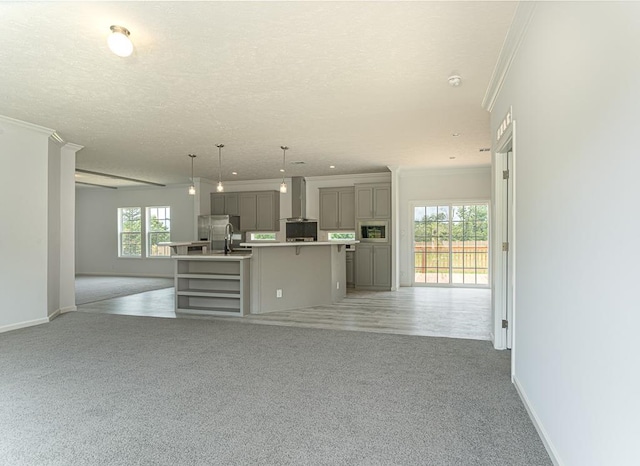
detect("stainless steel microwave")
[358,220,389,242]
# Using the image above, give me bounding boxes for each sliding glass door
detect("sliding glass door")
[413,203,489,286]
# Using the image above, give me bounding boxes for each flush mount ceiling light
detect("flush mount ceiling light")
[448,75,462,87]
[187,154,196,195]
[279,146,289,193]
[215,144,225,192]
[107,25,133,57]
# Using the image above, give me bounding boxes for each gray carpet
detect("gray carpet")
[0,313,551,465]
[75,275,174,305]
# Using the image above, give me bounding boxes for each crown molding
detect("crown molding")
[399,166,491,178]
[304,171,391,183]
[482,2,537,112]
[0,114,55,136]
[62,142,84,152]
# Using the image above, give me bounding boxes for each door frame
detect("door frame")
[492,118,516,369]
[409,199,491,288]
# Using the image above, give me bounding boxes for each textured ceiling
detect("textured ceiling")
[0,1,516,186]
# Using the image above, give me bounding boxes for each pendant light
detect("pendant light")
[187,154,196,195]
[279,146,289,193]
[216,144,225,192]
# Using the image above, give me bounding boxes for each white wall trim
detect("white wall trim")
[513,375,564,466]
[60,306,77,314]
[399,166,491,178]
[0,114,55,135]
[482,2,537,112]
[0,317,49,334]
[77,272,173,279]
[305,172,391,183]
[48,309,61,321]
[63,142,84,152]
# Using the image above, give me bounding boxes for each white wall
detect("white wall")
[397,167,491,286]
[0,117,52,330]
[491,3,640,465]
[75,185,196,277]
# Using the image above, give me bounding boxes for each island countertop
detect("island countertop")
[239,241,358,248]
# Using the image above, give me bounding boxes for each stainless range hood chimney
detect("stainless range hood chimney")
[286,176,314,222]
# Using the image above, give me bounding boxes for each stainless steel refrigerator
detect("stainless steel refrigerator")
[197,215,242,251]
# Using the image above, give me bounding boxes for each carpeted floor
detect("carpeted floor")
[75,275,174,305]
[0,312,551,465]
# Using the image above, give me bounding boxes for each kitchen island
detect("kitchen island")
[241,241,353,314]
[171,242,356,317]
[173,252,252,317]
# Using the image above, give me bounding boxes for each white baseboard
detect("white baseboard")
[513,375,563,466]
[60,306,77,314]
[48,309,61,321]
[0,317,49,334]
[76,273,173,279]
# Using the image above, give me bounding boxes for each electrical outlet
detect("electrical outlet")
[276,289,283,298]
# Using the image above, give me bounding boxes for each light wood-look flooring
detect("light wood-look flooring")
[77,286,491,341]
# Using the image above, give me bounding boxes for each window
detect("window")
[118,207,142,257]
[147,206,171,257]
[249,232,277,241]
[413,203,489,286]
[328,231,356,241]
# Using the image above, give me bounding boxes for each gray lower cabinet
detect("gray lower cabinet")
[346,250,355,288]
[211,193,239,216]
[319,187,355,230]
[238,191,280,231]
[355,244,390,289]
[355,183,391,219]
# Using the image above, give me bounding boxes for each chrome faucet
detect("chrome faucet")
[224,223,234,255]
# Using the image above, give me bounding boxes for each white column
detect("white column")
[59,143,83,313]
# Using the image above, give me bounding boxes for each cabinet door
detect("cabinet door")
[225,193,239,216]
[256,193,273,231]
[346,251,354,286]
[355,187,373,218]
[338,189,355,229]
[373,186,391,218]
[373,245,391,287]
[211,194,225,215]
[239,194,257,231]
[319,190,339,230]
[355,245,373,286]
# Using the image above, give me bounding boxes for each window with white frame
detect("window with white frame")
[249,232,277,241]
[327,232,356,241]
[147,206,171,257]
[118,207,142,257]
[413,203,489,286]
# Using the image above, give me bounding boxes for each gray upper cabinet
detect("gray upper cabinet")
[319,187,355,230]
[210,193,239,216]
[256,191,279,231]
[355,183,391,219]
[238,191,280,232]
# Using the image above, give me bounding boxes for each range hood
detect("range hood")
[286,176,315,223]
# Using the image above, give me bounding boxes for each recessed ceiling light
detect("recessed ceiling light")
[107,25,133,57]
[232,171,237,175]
[329,165,335,169]
[452,133,460,137]
[448,75,462,87]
